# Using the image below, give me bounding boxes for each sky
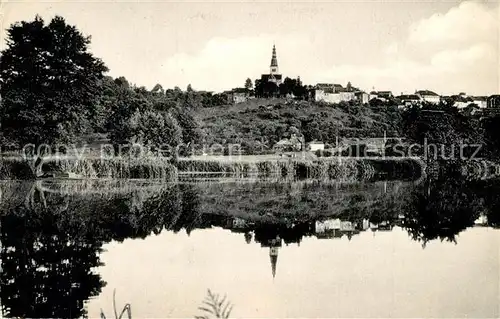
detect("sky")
[0,0,499,95]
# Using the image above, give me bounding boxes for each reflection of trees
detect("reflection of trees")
[0,205,105,318]
[472,180,500,229]
[401,175,482,246]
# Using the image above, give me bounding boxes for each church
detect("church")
[260,44,283,85]
[255,44,283,98]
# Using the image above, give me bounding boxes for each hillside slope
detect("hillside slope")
[196,99,402,152]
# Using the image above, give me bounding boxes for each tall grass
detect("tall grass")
[177,159,296,178]
[42,157,178,180]
[0,155,429,181]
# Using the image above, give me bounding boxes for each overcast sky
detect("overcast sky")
[1,0,499,95]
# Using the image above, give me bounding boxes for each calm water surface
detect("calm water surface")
[0,176,499,318]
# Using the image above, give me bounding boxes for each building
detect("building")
[316,83,345,93]
[314,90,356,104]
[450,93,474,109]
[361,219,370,230]
[461,104,482,116]
[398,94,421,107]
[472,96,488,109]
[313,83,369,104]
[270,247,279,278]
[487,95,500,108]
[355,91,369,104]
[340,221,354,231]
[315,218,342,239]
[232,217,248,229]
[377,220,393,231]
[416,90,440,104]
[368,91,393,102]
[274,134,303,152]
[307,141,325,152]
[225,88,250,104]
[260,45,283,86]
[260,235,282,279]
[376,91,393,99]
[474,214,488,226]
[315,218,341,233]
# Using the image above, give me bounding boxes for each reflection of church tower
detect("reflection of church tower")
[269,247,279,278]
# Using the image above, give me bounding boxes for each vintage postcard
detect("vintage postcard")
[0,0,499,318]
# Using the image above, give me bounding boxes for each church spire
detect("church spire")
[270,44,279,74]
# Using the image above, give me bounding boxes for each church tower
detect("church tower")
[259,44,283,95]
[270,44,279,75]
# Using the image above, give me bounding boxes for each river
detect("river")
[0,176,498,318]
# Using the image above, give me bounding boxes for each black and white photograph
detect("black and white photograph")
[0,0,499,318]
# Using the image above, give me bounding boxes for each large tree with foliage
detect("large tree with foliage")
[0,15,107,172]
[128,110,183,156]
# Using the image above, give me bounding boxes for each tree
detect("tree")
[481,115,500,159]
[401,106,482,163]
[244,78,253,90]
[151,83,164,94]
[0,15,108,174]
[187,84,193,92]
[172,108,204,146]
[402,175,481,247]
[128,110,183,156]
[107,87,152,152]
[114,76,130,88]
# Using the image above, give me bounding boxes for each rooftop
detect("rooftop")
[398,94,421,100]
[416,90,439,96]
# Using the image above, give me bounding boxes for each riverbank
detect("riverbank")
[1,153,496,182]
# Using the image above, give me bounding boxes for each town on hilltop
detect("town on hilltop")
[224,44,500,112]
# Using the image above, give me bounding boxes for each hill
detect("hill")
[195,98,403,153]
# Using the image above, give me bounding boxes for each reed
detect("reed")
[177,157,422,181]
[98,288,233,319]
[177,159,295,178]
[195,289,233,319]
[42,157,178,180]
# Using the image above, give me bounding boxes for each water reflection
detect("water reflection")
[0,175,498,317]
[0,190,105,318]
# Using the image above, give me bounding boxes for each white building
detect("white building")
[355,91,369,104]
[315,218,341,232]
[340,221,354,231]
[398,94,422,107]
[472,97,488,109]
[416,90,440,104]
[362,219,370,230]
[308,141,325,152]
[315,90,356,104]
